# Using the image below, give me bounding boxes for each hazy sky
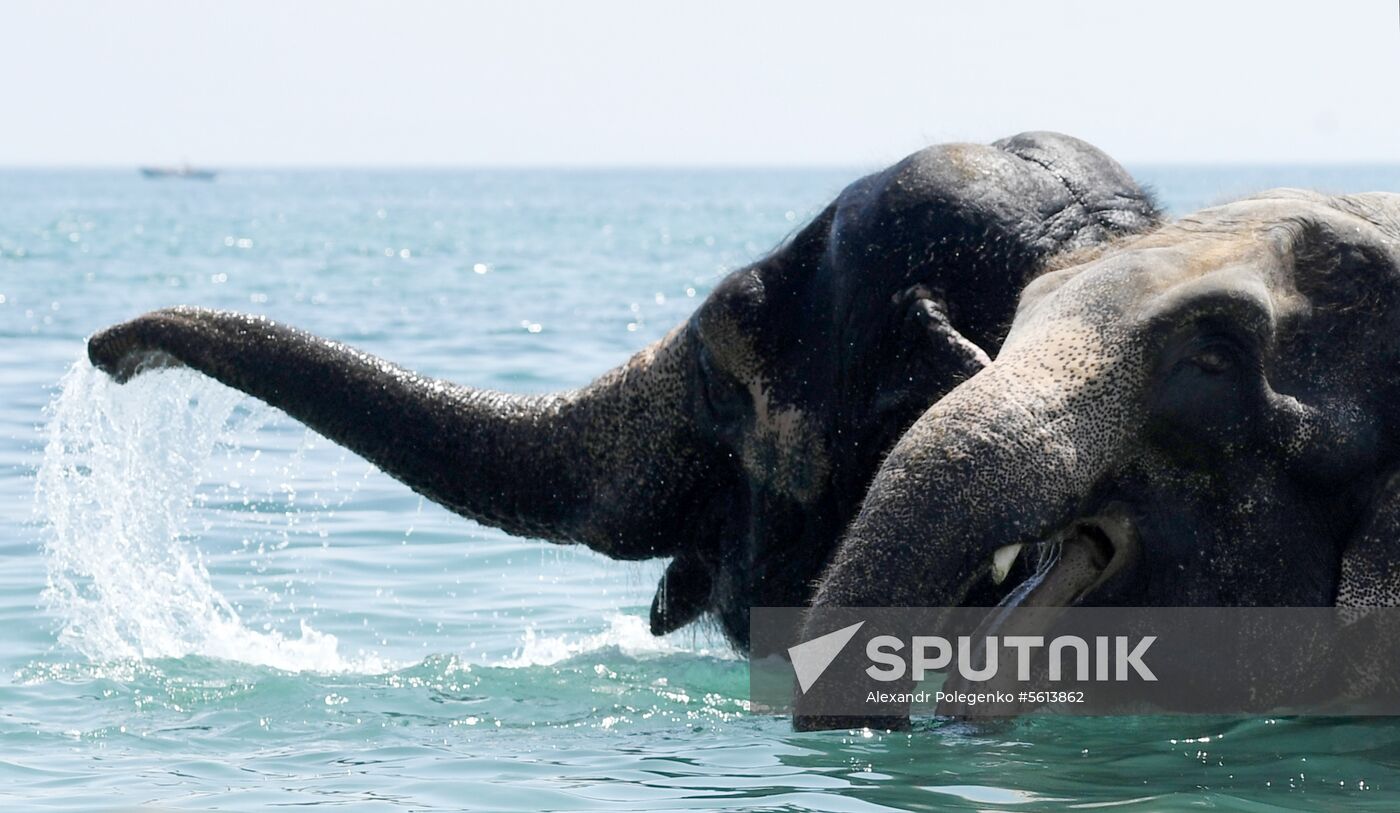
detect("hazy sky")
[5,1,1399,166]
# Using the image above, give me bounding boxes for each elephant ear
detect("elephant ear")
[1328,471,1400,701]
[1337,470,1400,612]
[1333,192,1400,612]
[1323,196,1400,700]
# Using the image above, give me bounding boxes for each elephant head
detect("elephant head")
[86,132,1158,648]
[801,189,1400,725]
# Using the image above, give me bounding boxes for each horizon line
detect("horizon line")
[6,160,1400,172]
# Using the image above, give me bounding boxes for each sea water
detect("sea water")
[4,164,1400,811]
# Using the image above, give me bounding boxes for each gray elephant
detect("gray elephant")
[85,132,1158,649]
[797,187,1400,728]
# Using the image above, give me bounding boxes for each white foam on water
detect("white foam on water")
[499,613,738,668]
[35,358,393,675]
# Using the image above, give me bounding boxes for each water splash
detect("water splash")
[35,358,390,674]
[500,614,738,668]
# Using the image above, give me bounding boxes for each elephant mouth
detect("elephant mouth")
[938,507,1140,714]
[988,508,1139,610]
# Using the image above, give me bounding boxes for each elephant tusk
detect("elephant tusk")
[992,543,1024,585]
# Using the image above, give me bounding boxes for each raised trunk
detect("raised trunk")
[88,307,714,559]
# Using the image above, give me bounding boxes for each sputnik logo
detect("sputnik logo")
[787,621,865,693]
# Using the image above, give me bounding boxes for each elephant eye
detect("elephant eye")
[697,346,748,420]
[1187,344,1237,375]
[1152,333,1261,442]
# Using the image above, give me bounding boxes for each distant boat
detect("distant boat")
[139,164,216,181]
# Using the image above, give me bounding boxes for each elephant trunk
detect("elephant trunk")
[795,318,1141,728]
[88,306,715,560]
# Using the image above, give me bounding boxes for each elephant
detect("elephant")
[797,187,1400,729]
[85,131,1159,650]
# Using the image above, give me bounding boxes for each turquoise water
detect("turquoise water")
[4,164,1400,811]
